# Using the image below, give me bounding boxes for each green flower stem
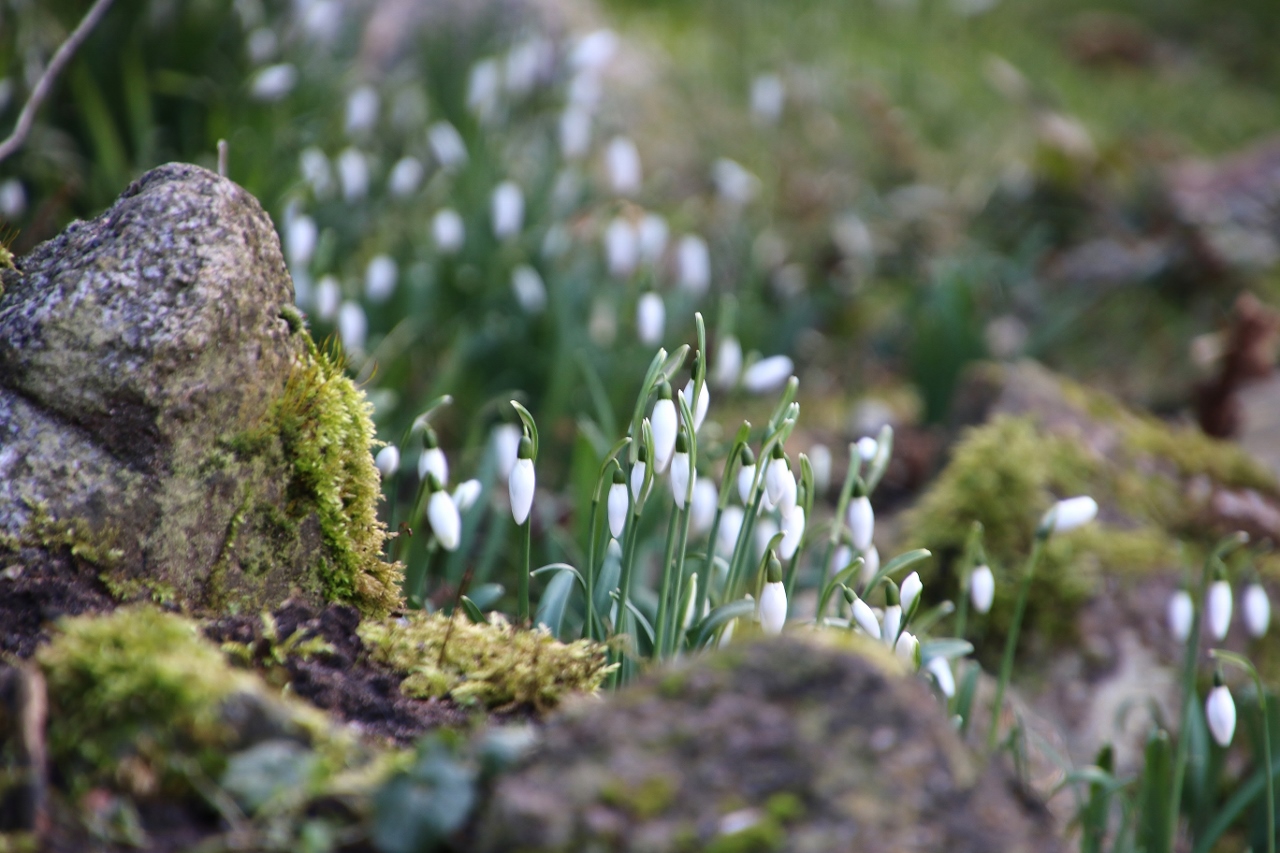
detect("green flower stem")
[819,442,861,587]
[783,551,801,613]
[1210,649,1274,853]
[664,504,695,658]
[699,505,724,613]
[654,509,681,661]
[517,519,531,626]
[584,496,601,641]
[609,501,645,688]
[987,534,1045,752]
[954,522,984,642]
[406,538,439,610]
[726,486,766,602]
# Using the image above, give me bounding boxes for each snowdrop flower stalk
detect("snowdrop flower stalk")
[759,552,787,635]
[1207,647,1275,852]
[507,404,538,624]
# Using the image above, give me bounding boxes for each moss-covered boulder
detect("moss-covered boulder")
[0,163,399,627]
[474,633,1061,853]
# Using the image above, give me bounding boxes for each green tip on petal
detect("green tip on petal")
[518,435,534,460]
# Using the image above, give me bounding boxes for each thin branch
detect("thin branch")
[0,0,116,165]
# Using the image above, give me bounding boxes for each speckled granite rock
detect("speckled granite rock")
[473,634,1061,853]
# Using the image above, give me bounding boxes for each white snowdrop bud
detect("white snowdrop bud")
[677,235,711,296]
[750,73,785,125]
[638,214,669,265]
[509,437,535,525]
[856,436,878,462]
[250,63,297,101]
[1167,589,1193,641]
[900,571,923,618]
[570,29,618,72]
[1206,681,1236,747]
[417,432,448,487]
[492,181,525,240]
[365,254,397,303]
[315,276,340,321]
[779,505,805,560]
[607,468,629,538]
[299,147,333,198]
[808,444,832,494]
[895,631,919,668]
[651,385,678,474]
[683,573,701,629]
[388,156,424,198]
[742,355,793,394]
[851,596,881,638]
[337,301,367,352]
[559,107,592,159]
[452,479,482,512]
[466,58,501,121]
[427,488,461,551]
[766,447,796,513]
[760,581,787,636]
[713,336,743,389]
[683,380,710,434]
[970,565,995,614]
[717,505,744,558]
[511,265,547,314]
[375,445,400,478]
[881,604,902,645]
[605,217,639,278]
[605,136,642,195]
[1042,496,1098,535]
[428,121,468,171]
[848,495,874,551]
[433,209,465,254]
[670,432,694,510]
[631,446,648,503]
[691,479,718,536]
[1207,579,1233,641]
[286,215,317,269]
[493,424,521,479]
[926,656,956,697]
[737,448,757,505]
[345,85,379,136]
[337,147,369,202]
[637,292,666,346]
[1244,583,1270,638]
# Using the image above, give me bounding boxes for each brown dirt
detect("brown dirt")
[0,557,118,658]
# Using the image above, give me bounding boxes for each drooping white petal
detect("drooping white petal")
[345,85,379,136]
[432,209,465,254]
[831,545,853,578]
[737,463,756,505]
[860,546,880,587]
[375,445,400,478]
[365,254,397,303]
[630,460,647,503]
[713,336,743,389]
[1207,579,1233,641]
[851,597,881,638]
[286,215,317,269]
[766,455,795,511]
[337,301,367,352]
[754,518,779,561]
[670,451,694,509]
[250,63,297,101]
[857,436,878,461]
[1244,583,1270,638]
[509,457,536,525]
[452,479,482,512]
[970,565,995,615]
[608,481,629,538]
[683,380,710,433]
[741,355,793,394]
[637,292,666,346]
[881,604,902,645]
[1167,589,1193,641]
[428,121,468,171]
[926,656,956,697]
[651,398,677,473]
[717,506,745,558]
[848,496,874,551]
[676,235,711,296]
[491,181,525,239]
[418,447,448,486]
[750,73,785,125]
[759,581,787,635]
[690,479,718,536]
[1044,496,1098,534]
[638,214,668,265]
[779,505,805,560]
[315,276,340,320]
[559,106,592,159]
[427,490,461,551]
[605,217,639,278]
[336,147,369,202]
[388,156,424,198]
[605,136,642,195]
[511,265,547,314]
[1206,685,1237,747]
[493,424,521,479]
[900,571,923,617]
[894,631,919,668]
[808,444,832,493]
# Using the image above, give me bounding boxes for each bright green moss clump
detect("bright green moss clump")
[359,612,617,711]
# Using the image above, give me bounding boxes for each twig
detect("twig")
[0,0,116,164]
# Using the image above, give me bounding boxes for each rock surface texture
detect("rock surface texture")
[474,634,1061,853]
[0,164,398,642]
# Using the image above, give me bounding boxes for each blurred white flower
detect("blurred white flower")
[285,215,317,269]
[1207,579,1233,641]
[926,656,955,697]
[881,603,902,645]
[428,121,468,171]
[570,29,618,72]
[505,37,551,95]
[568,72,602,109]
[608,469,629,538]
[511,265,547,314]
[670,436,694,509]
[1244,583,1270,638]
[250,63,297,101]
[832,545,853,577]
[427,489,461,551]
[605,217,639,277]
[779,504,805,560]
[712,158,759,206]
[542,224,572,260]
[895,631,919,667]
[651,389,678,473]
[559,107,592,160]
[713,336,743,389]
[345,85,379,136]
[452,479,483,512]
[766,450,796,512]
[1206,683,1236,747]
[467,58,502,122]
[848,496,874,551]
[337,301,367,352]
[676,235,711,296]
[741,355,793,394]
[300,0,341,42]
[638,214,669,265]
[737,455,757,505]
[759,581,787,635]
[293,270,312,311]
[901,571,923,617]
[851,595,880,637]
[718,505,745,557]
[808,444,832,494]
[418,444,448,487]
[299,147,333,198]
[492,181,524,240]
[637,292,665,347]
[314,276,341,320]
[1043,496,1098,534]
[970,565,995,614]
[364,254,397,303]
[432,209,465,254]
[691,479,718,535]
[857,436,879,462]
[860,546,880,586]
[606,136,642,195]
[375,445,400,478]
[388,156,424,198]
[337,147,369,203]
[493,424,522,479]
[1167,588,1193,641]
[589,298,618,348]
[833,213,874,260]
[246,27,278,64]
[754,517,779,561]
[750,73,785,125]
[682,379,709,433]
[509,445,536,526]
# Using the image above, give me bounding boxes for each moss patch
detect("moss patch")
[358,612,617,711]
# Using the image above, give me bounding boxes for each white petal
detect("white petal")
[766,456,793,509]
[631,460,647,503]
[676,235,711,295]
[337,301,367,352]
[808,444,832,493]
[670,452,694,509]
[690,479,718,535]
[717,506,744,558]
[900,571,923,616]
[608,482,629,538]
[1206,685,1237,747]
[433,209,465,253]
[737,463,756,505]
[493,424,521,479]
[848,496,874,551]
[509,458,536,525]
[851,597,880,637]
[375,445,400,477]
[605,217,639,278]
[881,604,902,645]
[859,546,880,587]
[637,292,665,346]
[753,518,778,562]
[605,136,642,195]
[365,254,397,303]
[779,506,805,560]
[1244,583,1270,638]
[651,398,677,473]
[427,491,461,551]
[638,214,669,264]
[970,565,995,615]
[926,656,956,697]
[491,181,524,239]
[741,355,793,394]
[1045,496,1098,533]
[683,380,710,433]
[511,265,547,314]
[759,581,787,635]
[713,336,743,389]
[1167,589,1193,641]
[1207,580,1233,641]
[894,631,918,668]
[452,479,482,512]
[428,121,468,170]
[418,447,448,486]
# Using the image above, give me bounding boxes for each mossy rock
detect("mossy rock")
[904,360,1280,662]
[0,164,399,621]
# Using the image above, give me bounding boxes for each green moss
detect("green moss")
[764,792,805,823]
[358,612,617,711]
[6,500,124,570]
[600,774,677,819]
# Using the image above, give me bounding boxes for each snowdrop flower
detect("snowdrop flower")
[717,505,745,557]
[337,147,369,202]
[926,656,956,697]
[670,432,694,509]
[491,181,524,240]
[779,504,805,560]
[428,121,468,171]
[683,573,702,629]
[337,301,367,351]
[1207,578,1233,641]
[651,383,678,473]
[605,217,639,277]
[682,379,710,433]
[759,554,787,635]
[1206,678,1236,747]
[881,600,902,645]
[375,445,400,478]
[750,73,785,125]
[467,58,502,121]
[314,276,341,320]
[605,136,642,195]
[1041,496,1098,535]
[848,494,874,551]
[1244,582,1270,638]
[895,631,919,668]
[559,107,592,159]
[607,467,629,538]
[691,479,718,536]
[570,29,618,72]
[713,336,743,389]
[766,446,796,512]
[246,27,278,64]
[808,444,832,494]
[568,72,602,109]
[860,546,880,587]
[426,478,461,551]
[754,517,779,561]
[300,0,341,42]
[388,156,424,198]
[1167,588,1193,641]
[676,235,712,296]
[432,209,465,254]
[286,215,317,269]
[365,254,397,303]
[638,214,669,265]
[250,63,297,101]
[851,595,881,638]
[900,571,923,619]
[0,179,25,220]
[505,37,550,95]
[493,424,521,479]
[737,447,757,505]
[970,565,995,614]
[511,265,547,314]
[712,158,759,206]
[509,436,535,525]
[831,545,854,578]
[345,85,379,136]
[631,444,648,503]
[637,292,665,346]
[299,147,333,198]
[857,437,879,462]
[452,479,482,512]
[742,355,793,394]
[417,429,448,486]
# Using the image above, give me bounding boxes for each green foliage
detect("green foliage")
[358,611,616,710]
